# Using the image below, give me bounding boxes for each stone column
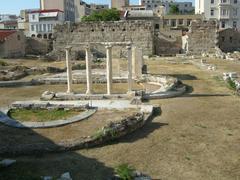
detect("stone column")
[106,45,112,95]
[65,46,73,93]
[176,19,179,28]
[132,46,136,78]
[127,45,133,93]
[138,48,143,77]
[85,46,92,95]
[183,19,187,26]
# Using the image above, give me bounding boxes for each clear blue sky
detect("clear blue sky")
[0,0,195,15]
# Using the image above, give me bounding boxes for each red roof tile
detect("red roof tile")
[0,30,16,41]
[29,9,64,14]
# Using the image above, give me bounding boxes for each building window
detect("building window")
[211,0,214,3]
[36,24,39,32]
[222,36,225,42]
[32,14,35,20]
[230,37,233,43]
[47,24,51,32]
[221,21,225,28]
[211,9,214,16]
[233,21,237,28]
[17,35,20,41]
[234,0,237,3]
[39,24,42,32]
[233,9,237,16]
[43,24,46,32]
[31,25,34,31]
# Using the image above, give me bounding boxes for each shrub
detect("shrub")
[0,60,8,66]
[114,164,135,180]
[81,9,120,22]
[227,79,236,90]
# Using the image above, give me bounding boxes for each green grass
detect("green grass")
[0,60,8,66]
[8,108,83,122]
[227,79,237,91]
[114,164,135,180]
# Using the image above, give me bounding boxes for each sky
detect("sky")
[0,0,195,15]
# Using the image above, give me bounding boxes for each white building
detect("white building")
[28,9,64,39]
[195,0,240,29]
[139,0,194,15]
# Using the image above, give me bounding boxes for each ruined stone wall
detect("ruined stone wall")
[25,38,53,55]
[52,20,154,59]
[187,20,217,55]
[218,29,240,52]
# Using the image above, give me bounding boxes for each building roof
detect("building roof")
[29,9,64,14]
[164,14,203,19]
[0,30,16,41]
[126,10,154,18]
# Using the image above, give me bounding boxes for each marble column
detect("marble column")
[65,46,73,93]
[138,48,143,77]
[106,45,112,95]
[127,45,132,93]
[132,46,136,78]
[85,46,92,95]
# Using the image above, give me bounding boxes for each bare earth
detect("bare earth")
[0,58,240,180]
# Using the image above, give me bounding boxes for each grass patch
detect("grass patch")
[8,108,83,122]
[0,60,8,66]
[226,79,237,91]
[114,163,135,180]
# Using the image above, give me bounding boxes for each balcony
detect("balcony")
[218,0,231,6]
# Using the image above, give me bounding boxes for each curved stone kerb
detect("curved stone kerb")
[0,109,97,129]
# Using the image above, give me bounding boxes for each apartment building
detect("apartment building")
[111,0,129,10]
[195,0,240,29]
[40,0,75,22]
[140,0,194,15]
[28,9,64,39]
[0,14,18,29]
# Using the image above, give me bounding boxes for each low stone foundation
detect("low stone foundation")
[0,104,155,156]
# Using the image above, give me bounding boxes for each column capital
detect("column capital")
[65,45,72,51]
[105,45,112,49]
[126,45,132,50]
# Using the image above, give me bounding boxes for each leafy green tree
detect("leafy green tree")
[81,9,120,22]
[169,4,180,15]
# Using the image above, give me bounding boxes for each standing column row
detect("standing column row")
[85,46,92,95]
[127,45,132,93]
[106,45,113,95]
[65,46,73,94]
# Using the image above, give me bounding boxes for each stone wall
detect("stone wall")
[51,20,154,59]
[0,31,25,58]
[187,20,217,55]
[25,38,53,55]
[218,29,240,52]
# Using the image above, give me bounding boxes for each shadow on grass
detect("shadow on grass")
[183,84,231,98]
[151,73,198,81]
[0,122,114,180]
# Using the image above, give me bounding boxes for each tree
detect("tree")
[81,9,120,22]
[169,4,180,15]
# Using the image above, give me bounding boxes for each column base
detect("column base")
[86,90,93,95]
[127,91,135,97]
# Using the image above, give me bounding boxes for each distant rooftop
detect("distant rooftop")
[0,30,16,41]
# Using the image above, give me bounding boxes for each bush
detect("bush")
[115,164,135,180]
[227,79,236,90]
[82,9,120,22]
[0,60,8,66]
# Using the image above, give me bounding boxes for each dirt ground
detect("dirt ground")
[0,58,240,180]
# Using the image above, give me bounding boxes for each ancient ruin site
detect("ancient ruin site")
[0,0,240,179]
